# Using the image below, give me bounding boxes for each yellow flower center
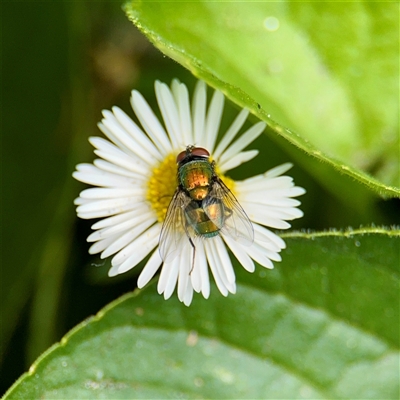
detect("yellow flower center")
[146,153,236,223]
[146,154,178,223]
[214,164,235,193]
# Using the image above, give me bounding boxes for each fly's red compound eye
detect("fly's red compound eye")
[176,150,187,163]
[191,147,210,158]
[176,147,210,163]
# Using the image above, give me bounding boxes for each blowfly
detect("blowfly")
[159,145,254,267]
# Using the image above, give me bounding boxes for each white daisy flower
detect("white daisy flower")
[73,79,305,306]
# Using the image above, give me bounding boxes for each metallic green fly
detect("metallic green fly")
[159,145,254,266]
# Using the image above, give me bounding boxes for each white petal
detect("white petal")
[171,79,193,146]
[199,244,211,299]
[91,209,142,229]
[93,159,146,180]
[108,263,121,277]
[238,175,295,191]
[112,106,162,162]
[73,162,143,187]
[137,249,163,288]
[73,168,136,188]
[191,242,210,298]
[88,236,116,255]
[252,226,285,254]
[74,163,97,173]
[190,256,201,293]
[205,240,228,296]
[213,108,249,160]
[183,282,194,306]
[238,192,301,208]
[76,197,141,214]
[79,187,144,200]
[111,224,159,274]
[243,202,304,221]
[97,113,139,159]
[160,262,179,299]
[239,186,306,200]
[131,90,172,155]
[76,211,109,220]
[214,236,235,284]
[89,136,136,159]
[115,232,159,274]
[155,81,181,149]
[222,234,255,273]
[157,261,173,294]
[265,163,293,178]
[101,110,155,164]
[74,197,91,206]
[253,223,286,250]
[218,122,265,165]
[267,187,305,199]
[192,80,207,145]
[218,150,259,173]
[204,89,224,151]
[111,223,160,266]
[101,219,156,259]
[245,244,275,269]
[291,186,307,197]
[87,210,155,242]
[257,247,281,262]
[77,200,143,220]
[94,149,148,176]
[177,246,191,301]
[244,207,292,229]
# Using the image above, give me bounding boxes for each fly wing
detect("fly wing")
[159,189,191,263]
[204,178,254,245]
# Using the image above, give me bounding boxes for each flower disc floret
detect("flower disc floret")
[147,154,178,223]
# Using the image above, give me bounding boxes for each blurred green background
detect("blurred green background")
[2,2,398,395]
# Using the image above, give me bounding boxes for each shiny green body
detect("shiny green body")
[178,159,225,238]
[178,159,213,201]
[185,199,224,237]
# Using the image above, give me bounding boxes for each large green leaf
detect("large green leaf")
[4,229,399,399]
[1,2,98,367]
[124,1,399,198]
[1,3,75,359]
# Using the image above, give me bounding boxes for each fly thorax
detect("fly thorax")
[179,159,213,201]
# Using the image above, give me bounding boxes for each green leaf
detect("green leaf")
[1,2,96,364]
[124,1,399,198]
[2,4,73,358]
[4,229,399,399]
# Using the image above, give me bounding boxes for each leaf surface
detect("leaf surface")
[124,1,400,197]
[5,229,399,399]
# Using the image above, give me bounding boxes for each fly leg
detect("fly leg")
[183,221,196,274]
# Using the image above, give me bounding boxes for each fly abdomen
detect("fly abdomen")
[184,200,222,238]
